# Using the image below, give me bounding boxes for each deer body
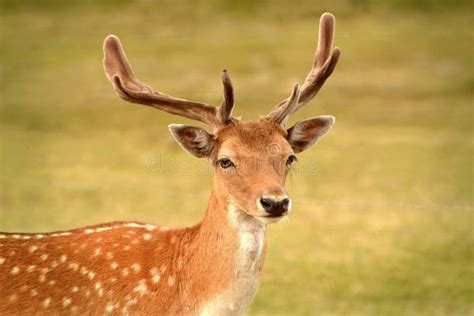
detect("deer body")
[1,13,340,315]
[0,189,266,315]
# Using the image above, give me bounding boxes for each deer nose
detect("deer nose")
[259,197,290,216]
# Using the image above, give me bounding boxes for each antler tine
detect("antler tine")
[103,35,227,130]
[217,69,235,124]
[313,12,335,70]
[267,84,300,125]
[267,12,341,125]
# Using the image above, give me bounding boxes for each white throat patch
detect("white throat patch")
[200,205,267,316]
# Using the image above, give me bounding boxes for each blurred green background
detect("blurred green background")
[1,0,473,315]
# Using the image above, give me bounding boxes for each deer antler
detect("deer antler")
[103,35,235,131]
[267,12,340,125]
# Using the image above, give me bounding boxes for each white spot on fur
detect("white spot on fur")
[40,254,49,261]
[72,286,79,293]
[12,234,20,238]
[80,267,88,275]
[31,289,38,296]
[0,257,5,265]
[122,268,129,276]
[123,245,131,251]
[27,265,36,272]
[150,266,161,284]
[125,294,138,308]
[21,235,31,240]
[145,225,156,231]
[105,303,115,313]
[60,255,67,263]
[168,276,175,287]
[96,227,112,232]
[93,247,101,256]
[63,297,72,307]
[106,252,113,260]
[124,223,143,228]
[0,234,5,239]
[88,271,96,280]
[68,262,79,271]
[29,245,38,253]
[39,275,46,283]
[84,229,94,234]
[131,263,141,273]
[51,232,71,237]
[43,297,51,308]
[152,274,160,284]
[51,261,58,268]
[133,279,148,296]
[95,282,104,297]
[143,233,152,240]
[110,262,118,270]
[11,266,20,275]
[48,280,56,285]
[35,234,44,239]
[124,223,156,231]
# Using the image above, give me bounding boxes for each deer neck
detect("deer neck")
[187,188,268,314]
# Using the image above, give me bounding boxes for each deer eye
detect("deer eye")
[286,155,297,166]
[218,158,235,169]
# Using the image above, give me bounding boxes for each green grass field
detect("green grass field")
[1,1,473,315]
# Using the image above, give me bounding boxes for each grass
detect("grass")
[1,1,473,315]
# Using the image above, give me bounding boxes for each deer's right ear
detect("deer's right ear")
[169,124,215,158]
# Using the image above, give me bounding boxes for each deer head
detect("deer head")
[103,13,340,224]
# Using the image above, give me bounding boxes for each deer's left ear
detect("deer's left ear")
[286,116,335,153]
[169,124,215,158]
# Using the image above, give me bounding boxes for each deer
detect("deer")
[0,12,340,315]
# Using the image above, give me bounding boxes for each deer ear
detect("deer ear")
[286,116,335,153]
[169,124,215,158]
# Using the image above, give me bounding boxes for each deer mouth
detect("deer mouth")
[257,212,289,223]
[264,213,286,218]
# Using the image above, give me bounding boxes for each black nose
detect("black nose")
[260,197,290,216]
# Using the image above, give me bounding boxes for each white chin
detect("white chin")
[256,216,285,224]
